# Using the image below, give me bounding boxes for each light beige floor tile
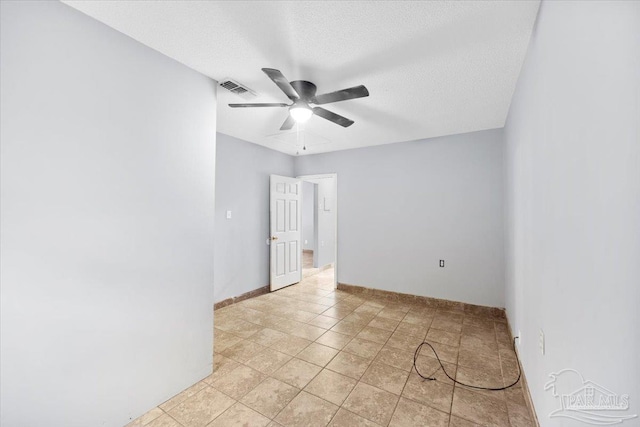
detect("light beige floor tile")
[449,415,483,426]
[460,324,495,340]
[354,304,383,316]
[326,351,371,380]
[451,387,509,426]
[430,317,463,334]
[215,319,263,339]
[402,312,434,326]
[327,408,381,427]
[419,341,458,364]
[342,337,383,360]
[342,382,399,426]
[204,360,241,386]
[322,306,353,320]
[308,314,341,329]
[275,391,339,427]
[425,328,461,347]
[272,358,323,389]
[220,340,267,363]
[374,346,415,371]
[402,372,453,414]
[355,326,393,344]
[459,335,499,359]
[205,269,535,427]
[209,365,267,400]
[330,319,367,336]
[315,331,353,350]
[342,312,376,325]
[241,377,300,418]
[507,401,534,427]
[367,316,400,331]
[144,414,183,427]
[361,362,409,395]
[304,369,358,406]
[289,309,320,323]
[271,335,313,356]
[457,348,501,371]
[207,402,270,427]
[377,308,407,321]
[412,353,457,385]
[456,365,504,390]
[125,407,164,426]
[168,387,235,427]
[434,310,464,323]
[290,323,327,341]
[296,342,339,367]
[386,331,425,352]
[394,322,428,338]
[389,397,449,427]
[245,348,292,375]
[213,329,245,353]
[159,381,209,412]
[248,328,289,347]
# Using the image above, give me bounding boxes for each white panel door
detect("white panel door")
[270,175,302,291]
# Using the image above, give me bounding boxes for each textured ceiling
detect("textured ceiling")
[63,0,540,155]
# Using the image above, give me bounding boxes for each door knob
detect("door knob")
[271,236,278,241]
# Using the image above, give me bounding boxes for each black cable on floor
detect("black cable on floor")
[413,337,521,391]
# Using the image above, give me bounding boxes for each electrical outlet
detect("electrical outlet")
[539,329,545,355]
[304,239,308,245]
[439,260,445,267]
[226,210,232,219]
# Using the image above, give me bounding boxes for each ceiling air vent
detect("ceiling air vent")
[218,78,256,100]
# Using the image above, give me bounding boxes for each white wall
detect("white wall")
[296,129,505,307]
[504,1,640,424]
[0,3,217,426]
[214,133,295,303]
[302,181,316,251]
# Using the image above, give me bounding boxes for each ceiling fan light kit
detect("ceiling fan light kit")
[289,103,313,123]
[228,68,369,130]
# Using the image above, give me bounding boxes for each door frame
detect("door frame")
[297,173,338,290]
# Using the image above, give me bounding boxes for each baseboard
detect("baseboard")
[505,316,541,427]
[319,263,333,272]
[337,282,506,320]
[214,285,269,310]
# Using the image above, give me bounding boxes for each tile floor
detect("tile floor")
[302,250,320,278]
[127,269,536,427]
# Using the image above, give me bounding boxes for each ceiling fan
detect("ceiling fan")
[229,68,369,130]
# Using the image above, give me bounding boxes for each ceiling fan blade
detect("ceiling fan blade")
[228,103,289,108]
[312,85,369,105]
[312,107,354,127]
[262,68,300,101]
[280,115,295,131]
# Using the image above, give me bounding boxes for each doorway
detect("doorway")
[298,174,337,289]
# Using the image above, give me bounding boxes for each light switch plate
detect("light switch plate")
[226,210,232,219]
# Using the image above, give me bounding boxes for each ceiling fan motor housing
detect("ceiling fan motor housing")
[290,80,317,100]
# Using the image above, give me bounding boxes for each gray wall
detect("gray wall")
[0,2,217,426]
[504,1,640,423]
[302,181,315,251]
[214,133,295,303]
[296,129,505,307]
